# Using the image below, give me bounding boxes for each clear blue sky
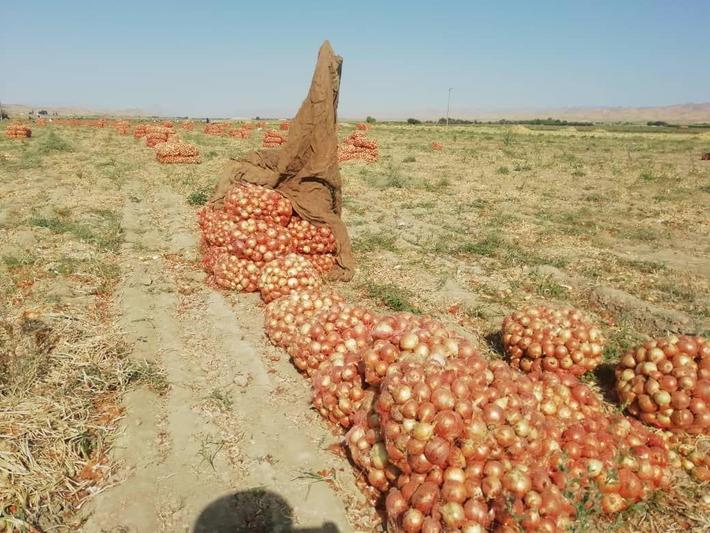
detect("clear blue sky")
[2,1,708,118]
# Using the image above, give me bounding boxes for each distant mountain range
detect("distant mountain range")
[448,103,710,124]
[4,102,710,124]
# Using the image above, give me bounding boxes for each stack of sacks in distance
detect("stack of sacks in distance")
[338,131,379,163]
[204,123,228,136]
[155,142,201,164]
[197,182,337,294]
[133,124,148,139]
[180,120,194,130]
[36,118,47,126]
[280,121,290,131]
[5,124,32,138]
[114,120,131,135]
[262,130,286,148]
[228,127,250,139]
[356,122,369,131]
[161,120,174,128]
[145,125,176,147]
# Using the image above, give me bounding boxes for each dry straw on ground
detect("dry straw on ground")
[0,306,158,531]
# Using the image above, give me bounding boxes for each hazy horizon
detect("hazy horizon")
[2,1,709,118]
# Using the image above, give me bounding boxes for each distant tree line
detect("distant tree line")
[647,121,678,127]
[397,117,595,126]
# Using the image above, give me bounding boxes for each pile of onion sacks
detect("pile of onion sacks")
[197,182,339,301]
[194,181,690,531]
[257,293,676,531]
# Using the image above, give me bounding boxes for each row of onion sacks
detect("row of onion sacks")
[502,305,709,436]
[260,293,674,531]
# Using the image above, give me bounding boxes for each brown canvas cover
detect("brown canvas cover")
[210,41,354,281]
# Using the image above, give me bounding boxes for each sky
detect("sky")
[1,1,708,119]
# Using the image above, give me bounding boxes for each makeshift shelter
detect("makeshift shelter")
[210,41,354,281]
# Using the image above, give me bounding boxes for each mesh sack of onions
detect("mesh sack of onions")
[36,118,47,126]
[257,253,322,304]
[228,128,249,139]
[674,438,710,481]
[287,217,337,254]
[161,120,174,128]
[356,122,369,131]
[431,142,443,151]
[114,120,130,135]
[529,370,603,424]
[204,123,227,135]
[145,125,170,134]
[305,254,337,275]
[280,122,289,131]
[225,219,293,266]
[363,314,477,387]
[145,130,175,147]
[262,130,286,147]
[311,352,369,428]
[502,305,605,376]
[338,132,379,163]
[264,289,344,349]
[200,241,228,274]
[615,335,709,434]
[550,412,671,516]
[212,254,260,292]
[346,402,401,496]
[197,206,238,247]
[133,124,148,138]
[5,124,32,138]
[287,302,378,377]
[180,120,194,130]
[379,356,577,532]
[155,141,201,164]
[223,182,293,227]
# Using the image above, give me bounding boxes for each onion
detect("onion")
[411,482,439,514]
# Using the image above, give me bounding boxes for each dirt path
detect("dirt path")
[82,177,366,532]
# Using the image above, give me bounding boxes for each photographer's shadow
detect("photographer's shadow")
[193,488,340,533]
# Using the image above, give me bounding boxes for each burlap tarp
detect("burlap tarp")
[210,41,354,281]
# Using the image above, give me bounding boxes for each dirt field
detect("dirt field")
[1,122,708,532]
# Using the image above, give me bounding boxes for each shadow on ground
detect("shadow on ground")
[193,488,340,533]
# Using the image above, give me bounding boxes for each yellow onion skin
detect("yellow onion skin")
[226,219,293,266]
[615,335,709,434]
[378,351,671,532]
[257,254,322,304]
[212,254,260,292]
[287,216,337,255]
[345,400,401,498]
[305,253,337,275]
[378,355,578,532]
[502,305,605,377]
[312,352,369,428]
[287,302,378,377]
[223,182,292,227]
[361,314,477,387]
[197,206,238,247]
[264,290,344,349]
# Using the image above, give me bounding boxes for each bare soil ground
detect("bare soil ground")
[1,122,708,532]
